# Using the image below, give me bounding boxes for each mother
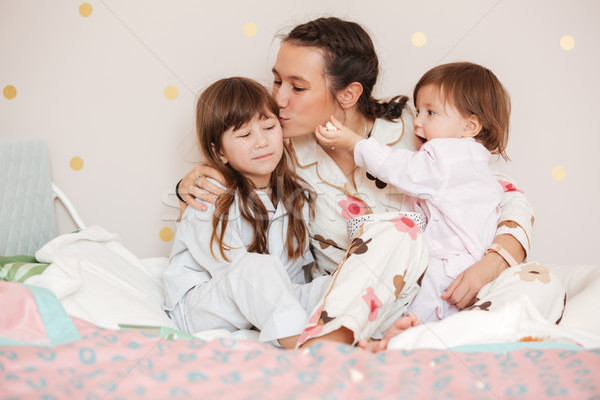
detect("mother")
[177,17,534,345]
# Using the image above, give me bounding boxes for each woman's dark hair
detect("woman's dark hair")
[281,17,408,121]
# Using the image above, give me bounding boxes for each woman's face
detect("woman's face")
[272,42,339,139]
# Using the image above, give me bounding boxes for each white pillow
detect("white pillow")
[547,264,600,334]
[29,226,174,330]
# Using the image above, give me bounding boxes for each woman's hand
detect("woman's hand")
[177,164,226,212]
[442,233,526,309]
[314,115,363,151]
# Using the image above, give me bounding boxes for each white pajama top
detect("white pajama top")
[163,190,313,312]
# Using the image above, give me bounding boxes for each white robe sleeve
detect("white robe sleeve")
[176,204,249,276]
[488,164,534,254]
[163,201,250,310]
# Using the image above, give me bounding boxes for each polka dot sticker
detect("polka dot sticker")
[243,22,258,37]
[160,227,174,242]
[3,85,17,99]
[164,86,178,100]
[70,156,84,171]
[560,35,575,51]
[552,166,566,181]
[411,32,427,47]
[79,3,93,17]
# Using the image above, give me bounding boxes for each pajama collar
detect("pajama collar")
[287,117,409,194]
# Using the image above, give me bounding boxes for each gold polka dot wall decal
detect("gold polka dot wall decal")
[3,85,17,99]
[79,3,93,17]
[411,32,427,47]
[243,22,258,38]
[164,85,178,100]
[159,227,174,242]
[70,156,84,171]
[560,35,575,51]
[552,166,566,181]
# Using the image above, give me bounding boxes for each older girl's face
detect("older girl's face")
[272,42,339,139]
[218,114,283,189]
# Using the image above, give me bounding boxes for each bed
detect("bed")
[2,137,600,399]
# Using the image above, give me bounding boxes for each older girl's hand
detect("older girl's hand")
[177,164,226,212]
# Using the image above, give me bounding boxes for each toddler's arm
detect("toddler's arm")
[314,116,363,151]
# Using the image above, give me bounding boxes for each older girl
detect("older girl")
[163,77,330,349]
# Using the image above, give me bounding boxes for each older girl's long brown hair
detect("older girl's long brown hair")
[195,77,313,261]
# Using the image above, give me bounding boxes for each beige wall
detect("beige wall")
[1,0,598,265]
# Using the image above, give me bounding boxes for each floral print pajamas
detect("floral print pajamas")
[289,114,564,345]
[297,213,429,345]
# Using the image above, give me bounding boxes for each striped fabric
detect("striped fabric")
[0,255,49,283]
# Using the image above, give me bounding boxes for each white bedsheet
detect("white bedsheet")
[27,226,600,348]
[388,294,600,350]
[28,226,174,330]
[388,263,600,350]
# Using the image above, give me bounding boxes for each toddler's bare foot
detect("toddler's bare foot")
[357,314,420,353]
[357,337,389,353]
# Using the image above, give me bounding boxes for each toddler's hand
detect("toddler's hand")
[314,115,363,151]
[442,257,506,309]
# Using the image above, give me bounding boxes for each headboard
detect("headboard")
[0,137,85,256]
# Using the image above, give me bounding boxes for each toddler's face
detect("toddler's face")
[413,84,472,148]
[218,114,283,188]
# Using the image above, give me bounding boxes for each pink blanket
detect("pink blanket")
[2,281,600,398]
[3,320,600,399]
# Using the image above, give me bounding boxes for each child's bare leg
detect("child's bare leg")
[278,334,301,350]
[358,314,420,353]
[298,327,354,349]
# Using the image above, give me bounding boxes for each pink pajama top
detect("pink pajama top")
[354,137,503,271]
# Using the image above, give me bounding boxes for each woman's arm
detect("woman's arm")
[490,167,534,258]
[176,164,226,215]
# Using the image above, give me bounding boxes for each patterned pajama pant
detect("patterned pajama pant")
[171,253,332,343]
[297,215,567,347]
[470,262,566,323]
[297,213,429,346]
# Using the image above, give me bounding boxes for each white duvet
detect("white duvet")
[28,226,600,348]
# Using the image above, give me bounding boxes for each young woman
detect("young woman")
[175,18,541,347]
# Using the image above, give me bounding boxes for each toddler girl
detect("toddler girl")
[315,62,510,323]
